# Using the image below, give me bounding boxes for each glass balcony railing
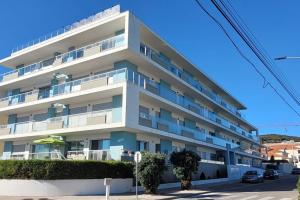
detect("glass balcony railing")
[0,68,127,108]
[0,67,258,142]
[11,5,120,53]
[1,149,112,161]
[140,43,244,120]
[127,69,258,142]
[138,112,239,149]
[0,108,119,136]
[1,34,125,83]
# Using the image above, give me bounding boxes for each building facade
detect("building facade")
[265,141,300,167]
[0,5,263,167]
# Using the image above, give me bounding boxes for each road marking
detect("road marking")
[191,192,234,199]
[239,195,259,200]
[279,198,293,200]
[257,197,274,200]
[218,194,241,199]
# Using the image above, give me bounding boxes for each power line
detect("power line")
[220,0,300,103]
[194,0,300,118]
[211,0,300,106]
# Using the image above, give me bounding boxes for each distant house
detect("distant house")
[264,141,300,167]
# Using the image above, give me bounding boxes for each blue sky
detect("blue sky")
[0,0,300,136]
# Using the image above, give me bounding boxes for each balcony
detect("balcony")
[0,108,119,136]
[139,112,239,149]
[127,69,258,143]
[1,150,111,161]
[140,44,244,120]
[0,68,127,109]
[0,34,125,83]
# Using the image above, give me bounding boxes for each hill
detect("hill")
[260,134,300,144]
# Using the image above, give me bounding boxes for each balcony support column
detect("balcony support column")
[83,139,90,160]
[24,143,30,160]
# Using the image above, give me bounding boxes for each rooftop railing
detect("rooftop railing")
[1,34,125,83]
[140,43,245,120]
[11,5,120,54]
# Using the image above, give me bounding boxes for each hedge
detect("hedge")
[0,160,133,180]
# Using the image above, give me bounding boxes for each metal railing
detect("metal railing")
[1,34,125,82]
[140,43,245,120]
[11,5,120,53]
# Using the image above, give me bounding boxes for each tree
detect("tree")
[170,149,201,190]
[135,152,166,194]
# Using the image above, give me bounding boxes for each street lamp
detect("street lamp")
[274,56,300,60]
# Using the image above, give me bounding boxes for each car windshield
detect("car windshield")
[245,171,257,175]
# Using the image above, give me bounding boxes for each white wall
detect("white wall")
[227,165,264,180]
[0,178,132,196]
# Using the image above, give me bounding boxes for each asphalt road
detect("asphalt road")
[182,174,299,200]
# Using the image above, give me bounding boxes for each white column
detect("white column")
[83,139,90,160]
[28,115,34,133]
[24,143,31,160]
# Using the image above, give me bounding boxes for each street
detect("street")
[0,175,297,200]
[181,174,298,200]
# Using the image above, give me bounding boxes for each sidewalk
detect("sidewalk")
[0,189,209,200]
[0,180,238,200]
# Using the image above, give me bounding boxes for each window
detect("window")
[209,131,216,136]
[201,152,207,160]
[139,106,150,119]
[136,140,149,151]
[210,153,217,161]
[92,102,112,111]
[12,144,26,153]
[238,158,242,164]
[91,139,110,150]
[66,141,84,151]
[38,86,50,99]
[155,144,161,153]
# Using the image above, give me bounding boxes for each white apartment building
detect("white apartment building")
[0,5,263,168]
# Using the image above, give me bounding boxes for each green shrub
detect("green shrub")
[170,149,201,190]
[135,152,166,194]
[0,160,133,180]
